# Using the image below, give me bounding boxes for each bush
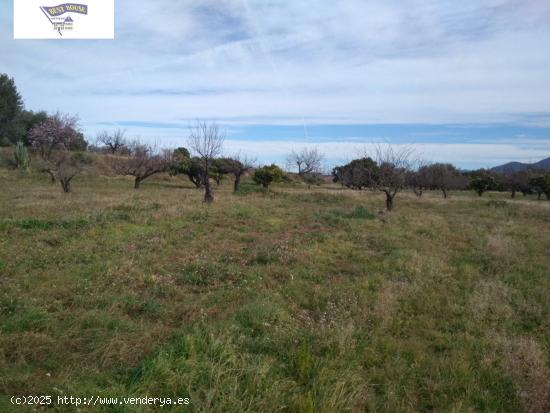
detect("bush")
[253,164,284,189]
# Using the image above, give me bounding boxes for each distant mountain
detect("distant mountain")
[491,157,550,174]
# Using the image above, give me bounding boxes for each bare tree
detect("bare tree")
[97,129,128,154]
[55,152,92,193]
[286,147,324,175]
[333,145,412,211]
[371,145,413,211]
[187,121,225,203]
[110,141,169,189]
[406,160,429,197]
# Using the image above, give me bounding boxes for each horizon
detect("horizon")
[2,0,550,169]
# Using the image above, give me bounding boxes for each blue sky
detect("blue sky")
[1,0,550,169]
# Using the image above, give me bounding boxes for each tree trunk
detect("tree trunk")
[189,175,202,188]
[60,178,71,193]
[203,163,214,203]
[233,175,241,192]
[385,192,394,211]
[204,179,214,203]
[511,189,516,198]
[537,192,542,200]
[477,190,483,197]
[134,177,142,189]
[442,188,447,198]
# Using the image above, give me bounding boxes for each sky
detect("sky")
[1,0,550,169]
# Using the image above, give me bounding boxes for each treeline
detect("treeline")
[2,73,549,210]
[332,151,550,210]
[6,111,287,200]
[0,73,290,199]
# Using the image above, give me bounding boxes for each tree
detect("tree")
[188,121,225,203]
[253,164,284,189]
[370,145,413,211]
[332,157,377,190]
[28,112,88,184]
[210,158,229,186]
[110,141,170,189]
[28,113,87,161]
[496,171,530,198]
[169,147,204,188]
[468,170,497,196]
[528,174,550,200]
[287,147,324,175]
[0,74,23,145]
[406,167,428,197]
[173,146,190,160]
[332,147,412,211]
[53,152,92,193]
[422,163,465,198]
[96,129,128,154]
[9,110,48,146]
[212,154,255,192]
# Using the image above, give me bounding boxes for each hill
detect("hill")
[491,156,550,174]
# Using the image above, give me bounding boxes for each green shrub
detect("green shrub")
[253,164,284,189]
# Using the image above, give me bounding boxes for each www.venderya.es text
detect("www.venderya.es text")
[10,395,190,407]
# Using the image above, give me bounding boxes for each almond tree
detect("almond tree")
[110,141,170,189]
[188,121,224,203]
[370,145,413,211]
[96,129,128,154]
[52,151,92,193]
[28,112,89,191]
[287,147,324,175]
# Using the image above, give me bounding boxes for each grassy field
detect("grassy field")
[0,168,549,412]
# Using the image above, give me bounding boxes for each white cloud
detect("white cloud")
[1,0,550,165]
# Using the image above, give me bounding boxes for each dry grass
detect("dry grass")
[0,167,549,412]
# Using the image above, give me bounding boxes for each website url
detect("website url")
[10,395,190,407]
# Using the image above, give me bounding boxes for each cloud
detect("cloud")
[1,0,550,165]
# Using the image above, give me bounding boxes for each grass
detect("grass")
[0,167,549,412]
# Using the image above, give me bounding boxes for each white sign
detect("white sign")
[14,0,114,39]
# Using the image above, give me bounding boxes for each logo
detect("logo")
[40,3,88,36]
[14,0,114,40]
